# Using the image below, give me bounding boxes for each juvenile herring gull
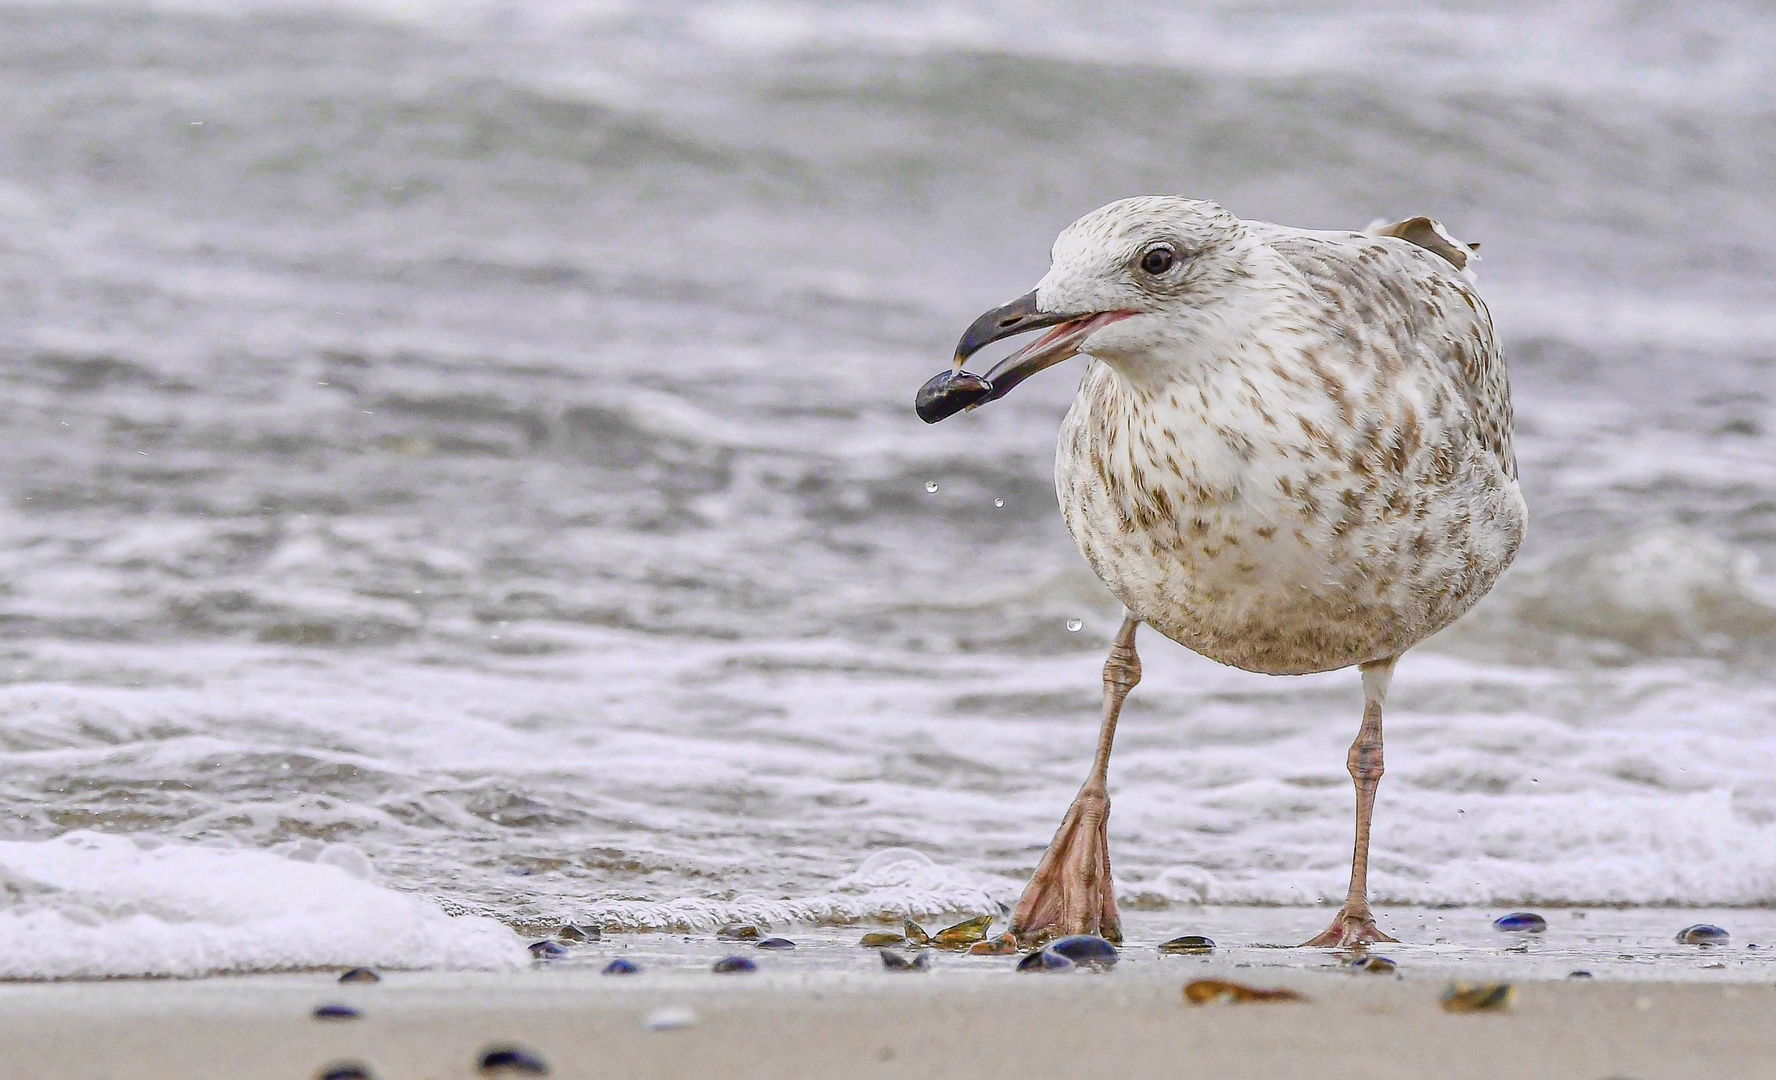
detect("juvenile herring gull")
[916,197,1524,948]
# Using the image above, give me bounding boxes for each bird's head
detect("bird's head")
[917,197,1246,423]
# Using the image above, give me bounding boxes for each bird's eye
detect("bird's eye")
[1140,245,1177,276]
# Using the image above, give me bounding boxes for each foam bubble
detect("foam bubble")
[0,832,527,978]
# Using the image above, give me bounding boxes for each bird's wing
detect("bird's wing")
[1258,222,1517,481]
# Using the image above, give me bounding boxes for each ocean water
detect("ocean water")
[2,0,1775,975]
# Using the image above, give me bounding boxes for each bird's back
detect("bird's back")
[1256,221,1517,481]
[1056,216,1526,675]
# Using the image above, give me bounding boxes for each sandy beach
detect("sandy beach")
[15,964,1774,1080]
[12,908,1774,1079]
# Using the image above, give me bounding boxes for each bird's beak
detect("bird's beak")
[916,291,1134,423]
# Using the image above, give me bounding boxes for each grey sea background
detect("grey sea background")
[2,0,1776,975]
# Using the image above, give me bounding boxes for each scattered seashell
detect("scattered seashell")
[1676,924,1729,946]
[755,937,795,950]
[557,923,600,943]
[312,1003,361,1021]
[969,933,1019,956]
[1157,935,1215,954]
[318,1063,373,1080]
[643,1006,697,1031]
[712,955,757,973]
[479,1045,549,1076]
[337,967,380,984]
[1492,912,1547,934]
[880,949,930,972]
[1045,935,1118,970]
[933,915,994,950]
[860,932,906,947]
[717,925,760,941]
[903,920,932,947]
[1344,955,1396,974]
[602,958,640,975]
[1183,979,1304,1005]
[1567,970,1593,979]
[528,940,568,960]
[1440,982,1516,1013]
[1016,949,1073,973]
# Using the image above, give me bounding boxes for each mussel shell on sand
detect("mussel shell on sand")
[933,914,994,949]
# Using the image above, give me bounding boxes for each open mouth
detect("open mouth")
[916,302,1133,424]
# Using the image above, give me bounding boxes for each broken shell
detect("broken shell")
[312,1004,361,1021]
[1440,982,1516,1013]
[880,949,930,972]
[755,937,795,950]
[968,933,1019,956]
[1677,924,1730,945]
[716,925,760,941]
[1492,912,1546,933]
[528,940,568,960]
[903,920,932,946]
[557,923,601,942]
[712,955,758,973]
[933,915,994,949]
[337,967,380,984]
[478,1045,549,1076]
[1016,949,1073,973]
[1344,955,1396,974]
[1158,935,1215,954]
[318,1064,373,1080]
[1567,970,1593,978]
[602,958,641,975]
[1045,935,1118,970]
[1183,979,1305,1005]
[860,932,907,947]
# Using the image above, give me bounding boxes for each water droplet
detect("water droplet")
[1066,619,1083,632]
[925,481,939,493]
[993,498,1004,507]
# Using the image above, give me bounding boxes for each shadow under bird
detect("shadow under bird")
[917,197,1524,948]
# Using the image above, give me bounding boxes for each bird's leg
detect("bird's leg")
[1304,657,1399,948]
[1009,615,1141,948]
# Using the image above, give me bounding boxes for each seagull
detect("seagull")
[917,197,1525,948]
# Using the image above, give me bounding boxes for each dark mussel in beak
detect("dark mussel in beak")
[915,369,994,424]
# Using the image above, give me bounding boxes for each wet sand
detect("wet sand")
[9,965,1776,1080]
[9,909,1774,1079]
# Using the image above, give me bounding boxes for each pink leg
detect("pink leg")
[1303,657,1400,948]
[1009,615,1140,947]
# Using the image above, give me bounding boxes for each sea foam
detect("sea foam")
[0,832,526,979]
